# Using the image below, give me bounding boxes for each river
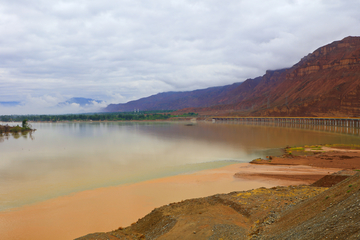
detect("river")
[1,121,360,212]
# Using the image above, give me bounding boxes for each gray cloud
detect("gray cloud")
[1,0,360,114]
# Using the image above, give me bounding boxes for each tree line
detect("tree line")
[0,111,198,122]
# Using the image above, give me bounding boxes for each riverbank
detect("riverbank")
[78,172,360,240]
[0,160,341,240]
[75,145,360,240]
[249,144,360,169]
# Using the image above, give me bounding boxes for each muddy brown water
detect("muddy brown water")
[0,121,360,239]
[1,121,360,211]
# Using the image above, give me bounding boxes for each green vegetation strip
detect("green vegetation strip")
[0,111,198,122]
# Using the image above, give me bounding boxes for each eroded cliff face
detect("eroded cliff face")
[107,36,360,117]
[186,36,360,117]
[290,36,360,78]
[341,84,360,116]
[238,36,360,117]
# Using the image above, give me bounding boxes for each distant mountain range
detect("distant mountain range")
[104,79,263,112]
[104,81,255,112]
[104,36,360,117]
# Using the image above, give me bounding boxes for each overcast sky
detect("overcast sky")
[1,0,360,114]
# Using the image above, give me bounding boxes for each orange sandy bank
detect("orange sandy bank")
[0,163,340,240]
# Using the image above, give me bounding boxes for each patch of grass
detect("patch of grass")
[285,145,315,156]
[289,147,305,151]
[347,184,354,193]
[325,196,330,199]
[311,147,323,150]
[9,126,22,133]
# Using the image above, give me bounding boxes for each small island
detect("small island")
[0,119,35,134]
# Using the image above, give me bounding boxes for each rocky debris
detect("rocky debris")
[256,173,360,239]
[207,224,247,240]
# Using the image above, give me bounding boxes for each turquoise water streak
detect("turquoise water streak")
[1,121,359,211]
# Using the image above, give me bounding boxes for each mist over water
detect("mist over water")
[1,121,360,211]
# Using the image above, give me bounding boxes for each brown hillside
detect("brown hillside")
[76,185,327,240]
[179,36,360,117]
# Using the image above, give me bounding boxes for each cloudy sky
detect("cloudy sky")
[1,0,360,114]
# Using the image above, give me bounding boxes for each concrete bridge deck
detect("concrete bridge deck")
[212,117,360,128]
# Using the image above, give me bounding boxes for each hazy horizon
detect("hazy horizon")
[1,0,360,114]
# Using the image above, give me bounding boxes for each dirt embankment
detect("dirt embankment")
[76,146,360,240]
[76,185,328,240]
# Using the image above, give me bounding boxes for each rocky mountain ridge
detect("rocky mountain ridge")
[104,80,262,112]
[105,36,360,117]
[178,36,360,117]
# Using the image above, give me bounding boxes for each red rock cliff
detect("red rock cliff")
[199,36,360,117]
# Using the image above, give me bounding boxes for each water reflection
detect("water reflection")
[137,121,360,150]
[214,120,360,137]
[0,121,360,212]
[0,131,34,142]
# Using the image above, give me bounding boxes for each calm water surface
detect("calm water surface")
[1,121,360,211]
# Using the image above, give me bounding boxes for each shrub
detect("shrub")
[10,125,22,133]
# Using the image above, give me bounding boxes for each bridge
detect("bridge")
[211,117,360,128]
